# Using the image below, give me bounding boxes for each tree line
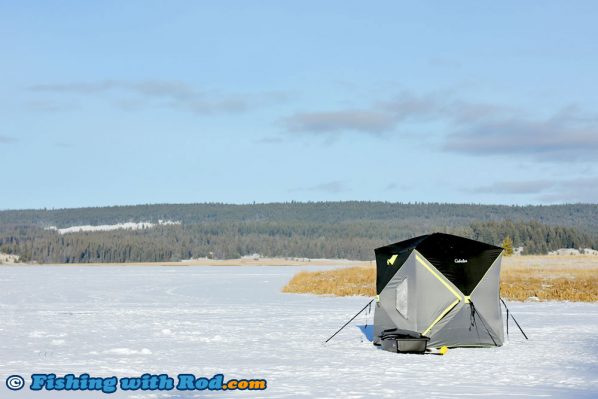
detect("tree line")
[1,202,597,233]
[1,217,596,263]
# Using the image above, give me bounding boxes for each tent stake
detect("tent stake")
[325,299,374,343]
[500,298,528,340]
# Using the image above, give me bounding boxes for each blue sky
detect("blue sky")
[1,1,597,209]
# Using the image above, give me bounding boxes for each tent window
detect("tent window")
[395,278,408,318]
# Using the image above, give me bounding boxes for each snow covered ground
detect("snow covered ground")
[45,220,180,234]
[1,266,597,398]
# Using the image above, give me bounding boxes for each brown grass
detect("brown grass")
[282,266,376,297]
[500,256,598,301]
[282,255,598,302]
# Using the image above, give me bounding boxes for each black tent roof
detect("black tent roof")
[375,233,503,294]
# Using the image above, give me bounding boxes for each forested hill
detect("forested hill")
[2,202,598,231]
[0,202,597,263]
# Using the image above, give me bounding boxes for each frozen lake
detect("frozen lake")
[1,266,597,398]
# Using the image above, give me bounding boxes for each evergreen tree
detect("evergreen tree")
[502,236,514,256]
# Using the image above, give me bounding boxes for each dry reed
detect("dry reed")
[282,256,598,302]
[282,266,376,297]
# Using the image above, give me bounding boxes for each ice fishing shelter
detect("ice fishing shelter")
[373,233,504,348]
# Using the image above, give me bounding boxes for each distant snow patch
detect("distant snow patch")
[527,296,541,302]
[194,335,225,343]
[28,331,66,338]
[0,252,19,264]
[46,220,181,234]
[103,348,152,355]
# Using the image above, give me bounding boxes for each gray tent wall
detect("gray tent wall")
[373,233,504,348]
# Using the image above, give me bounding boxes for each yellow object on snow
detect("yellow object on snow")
[439,346,449,355]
